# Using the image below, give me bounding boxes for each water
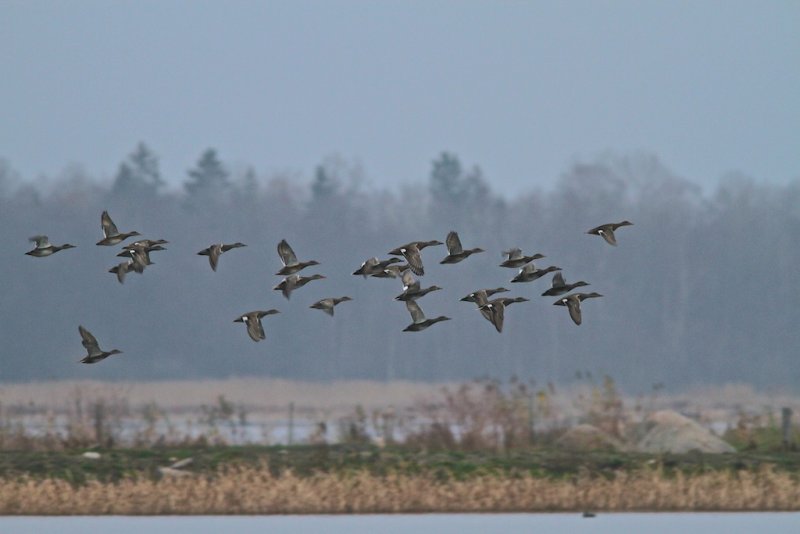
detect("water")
[1,513,798,534]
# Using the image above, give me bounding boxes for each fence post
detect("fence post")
[288,402,295,446]
[781,407,793,450]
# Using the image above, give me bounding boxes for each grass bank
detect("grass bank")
[1,465,798,515]
[1,445,799,514]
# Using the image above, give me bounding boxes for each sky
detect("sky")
[1,0,798,195]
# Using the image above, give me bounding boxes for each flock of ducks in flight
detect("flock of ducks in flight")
[25,211,633,364]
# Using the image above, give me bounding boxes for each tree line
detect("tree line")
[0,144,798,393]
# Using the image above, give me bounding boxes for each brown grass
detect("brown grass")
[1,466,798,515]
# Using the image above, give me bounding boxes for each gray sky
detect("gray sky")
[1,0,798,195]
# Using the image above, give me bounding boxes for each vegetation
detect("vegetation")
[1,459,799,515]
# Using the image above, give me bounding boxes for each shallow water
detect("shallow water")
[1,513,798,534]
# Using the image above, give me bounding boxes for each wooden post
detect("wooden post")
[288,402,295,446]
[781,407,793,450]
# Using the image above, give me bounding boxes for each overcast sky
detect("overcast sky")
[1,0,798,195]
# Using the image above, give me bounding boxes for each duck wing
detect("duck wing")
[600,228,617,246]
[78,326,102,354]
[246,315,266,341]
[405,299,426,323]
[101,211,120,238]
[551,272,565,288]
[208,244,221,272]
[503,248,522,260]
[401,244,425,276]
[567,299,582,325]
[29,235,51,249]
[277,239,298,267]
[401,270,420,291]
[445,231,463,255]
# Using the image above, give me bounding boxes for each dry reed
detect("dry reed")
[1,465,798,515]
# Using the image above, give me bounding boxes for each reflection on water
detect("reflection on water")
[1,513,799,534]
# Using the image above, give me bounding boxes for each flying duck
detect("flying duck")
[234,310,280,342]
[402,300,450,332]
[478,296,530,333]
[553,292,603,325]
[371,263,411,279]
[586,221,633,246]
[310,296,353,316]
[511,262,562,283]
[273,273,326,300]
[96,211,140,246]
[352,257,401,277]
[541,272,589,297]
[499,248,545,268]
[460,287,509,304]
[394,270,442,301]
[78,326,122,364]
[276,239,320,275]
[388,240,443,276]
[439,231,484,264]
[197,242,246,272]
[108,260,137,284]
[25,235,76,257]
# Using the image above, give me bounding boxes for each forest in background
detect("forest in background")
[1,145,798,392]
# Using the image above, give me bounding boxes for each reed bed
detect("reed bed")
[1,465,798,515]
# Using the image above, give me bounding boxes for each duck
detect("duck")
[371,263,411,279]
[541,272,589,296]
[388,240,444,276]
[117,243,161,273]
[96,211,140,246]
[394,271,443,301]
[233,310,280,342]
[586,221,633,246]
[439,231,484,264]
[352,257,401,278]
[402,300,450,332]
[108,260,137,284]
[273,273,326,300]
[310,296,353,316]
[25,235,76,257]
[553,292,603,325]
[78,326,122,364]
[197,242,246,272]
[129,239,168,248]
[460,287,509,304]
[478,296,530,333]
[499,248,545,268]
[511,262,562,283]
[276,239,320,275]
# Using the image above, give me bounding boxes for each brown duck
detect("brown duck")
[439,231,484,264]
[541,272,589,296]
[234,310,280,342]
[499,248,545,268]
[276,239,320,275]
[273,273,326,300]
[310,296,353,316]
[78,326,122,364]
[25,235,76,257]
[402,300,450,332]
[96,211,140,246]
[197,242,246,272]
[388,240,443,276]
[586,221,633,246]
[553,292,603,325]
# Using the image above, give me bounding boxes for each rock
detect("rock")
[636,410,736,454]
[81,451,101,460]
[556,424,623,451]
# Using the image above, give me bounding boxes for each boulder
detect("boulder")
[556,424,623,451]
[636,410,735,454]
